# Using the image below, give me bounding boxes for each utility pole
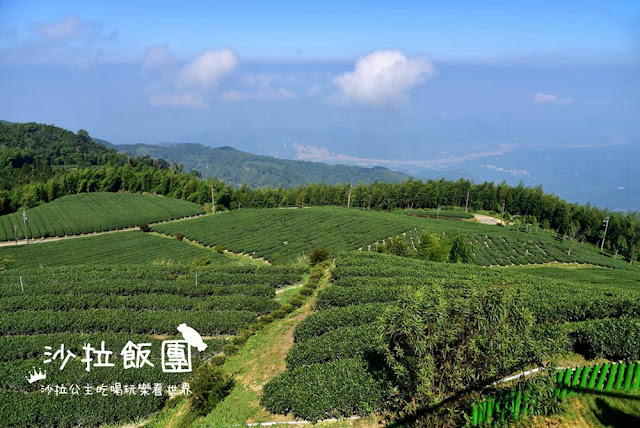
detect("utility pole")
[22,208,29,244]
[211,187,216,214]
[464,188,470,213]
[347,184,353,209]
[601,216,610,251]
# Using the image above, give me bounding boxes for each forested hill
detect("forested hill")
[0,121,116,166]
[112,142,409,188]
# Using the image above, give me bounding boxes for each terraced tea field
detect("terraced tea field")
[153,206,627,268]
[152,206,423,264]
[0,230,230,269]
[0,264,304,427]
[0,192,204,242]
[262,252,640,421]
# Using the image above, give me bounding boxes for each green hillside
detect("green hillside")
[0,192,204,241]
[0,230,229,268]
[113,142,409,187]
[153,207,628,268]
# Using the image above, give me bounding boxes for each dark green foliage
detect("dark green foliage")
[377,236,411,257]
[308,247,331,265]
[174,232,185,241]
[261,358,385,422]
[381,283,550,420]
[449,234,473,263]
[0,308,256,335]
[190,363,234,415]
[572,317,640,360]
[294,303,385,342]
[315,285,403,309]
[138,223,150,232]
[417,231,450,262]
[286,324,381,369]
[0,390,165,428]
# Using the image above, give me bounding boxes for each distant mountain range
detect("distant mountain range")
[110,142,409,188]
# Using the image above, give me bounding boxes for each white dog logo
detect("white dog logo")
[177,323,208,352]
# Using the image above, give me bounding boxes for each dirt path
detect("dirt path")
[473,214,504,225]
[189,268,332,427]
[0,213,207,248]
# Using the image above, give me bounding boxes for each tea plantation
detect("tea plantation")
[153,206,627,268]
[0,192,204,242]
[0,230,230,269]
[261,251,640,421]
[0,263,303,426]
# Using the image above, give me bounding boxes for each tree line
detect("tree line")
[1,122,638,263]
[2,164,639,263]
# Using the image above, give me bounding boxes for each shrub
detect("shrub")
[382,282,550,422]
[261,358,385,422]
[377,236,411,257]
[572,316,640,360]
[137,223,151,232]
[0,255,15,271]
[449,234,473,263]
[417,231,450,262]
[189,256,211,267]
[190,363,234,415]
[294,303,385,342]
[308,247,331,265]
[214,245,224,254]
[174,232,184,241]
[287,324,381,369]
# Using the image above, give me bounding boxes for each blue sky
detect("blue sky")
[1,1,639,209]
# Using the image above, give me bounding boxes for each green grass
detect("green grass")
[0,192,204,241]
[538,390,640,427]
[0,230,231,268]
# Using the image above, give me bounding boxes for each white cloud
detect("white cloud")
[291,142,513,168]
[178,47,238,90]
[220,88,298,102]
[34,15,85,41]
[307,84,322,96]
[241,73,279,88]
[145,47,238,107]
[148,92,207,108]
[532,92,574,105]
[142,45,173,69]
[1,15,116,68]
[332,49,434,105]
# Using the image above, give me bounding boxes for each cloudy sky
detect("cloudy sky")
[1,0,638,175]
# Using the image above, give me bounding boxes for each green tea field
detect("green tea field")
[0,193,204,242]
[0,230,229,269]
[0,263,304,427]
